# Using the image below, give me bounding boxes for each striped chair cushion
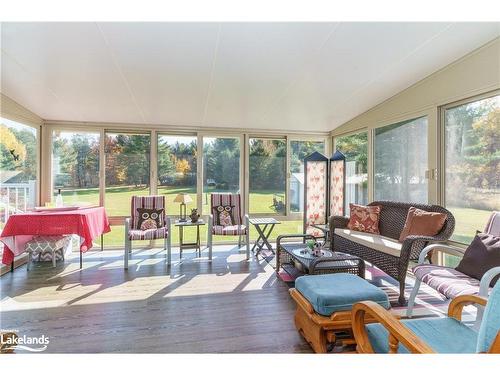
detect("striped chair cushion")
[213,225,247,236]
[211,193,245,235]
[129,227,168,240]
[131,195,166,230]
[413,264,489,299]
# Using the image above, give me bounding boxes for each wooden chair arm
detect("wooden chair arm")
[488,332,500,353]
[289,288,314,314]
[352,301,435,353]
[447,294,487,321]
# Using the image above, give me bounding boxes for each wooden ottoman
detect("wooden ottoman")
[290,273,391,353]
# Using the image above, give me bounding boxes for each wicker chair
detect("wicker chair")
[329,201,455,305]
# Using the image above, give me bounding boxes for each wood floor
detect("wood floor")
[0,246,313,353]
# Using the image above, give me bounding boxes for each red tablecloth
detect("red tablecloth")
[1,207,111,265]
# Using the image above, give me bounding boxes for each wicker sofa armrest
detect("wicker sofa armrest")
[400,234,453,261]
[329,215,349,230]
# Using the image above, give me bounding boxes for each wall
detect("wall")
[1,93,43,126]
[330,38,500,136]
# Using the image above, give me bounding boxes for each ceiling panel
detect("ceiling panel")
[1,22,499,131]
[1,22,144,123]
[202,22,335,128]
[96,22,220,126]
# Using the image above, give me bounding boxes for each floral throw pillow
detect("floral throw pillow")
[347,204,382,234]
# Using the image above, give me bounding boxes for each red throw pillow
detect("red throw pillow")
[399,207,447,242]
[347,204,382,234]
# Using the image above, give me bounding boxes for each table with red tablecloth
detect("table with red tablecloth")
[1,207,111,270]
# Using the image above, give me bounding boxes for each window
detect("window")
[374,116,428,203]
[334,132,368,213]
[52,130,100,206]
[249,138,286,215]
[289,140,325,213]
[444,94,499,244]
[0,118,38,228]
[202,137,240,214]
[157,134,197,217]
[105,132,151,217]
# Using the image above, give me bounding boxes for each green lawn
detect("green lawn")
[60,186,296,248]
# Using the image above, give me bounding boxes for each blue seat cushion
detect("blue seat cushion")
[294,273,390,316]
[366,317,478,353]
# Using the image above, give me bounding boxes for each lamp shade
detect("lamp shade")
[173,193,193,204]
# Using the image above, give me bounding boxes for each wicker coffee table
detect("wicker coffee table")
[276,234,365,279]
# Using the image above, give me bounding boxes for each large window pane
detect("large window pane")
[52,131,100,206]
[157,135,197,218]
[0,118,37,228]
[289,140,325,213]
[374,116,428,203]
[202,137,240,214]
[335,132,368,213]
[105,132,150,217]
[444,94,499,244]
[249,138,286,214]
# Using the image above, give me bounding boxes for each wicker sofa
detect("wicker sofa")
[329,201,455,305]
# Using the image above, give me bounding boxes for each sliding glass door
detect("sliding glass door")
[443,93,499,244]
[52,130,100,206]
[334,131,368,213]
[374,116,428,203]
[202,136,241,214]
[157,134,197,216]
[104,132,151,217]
[248,138,286,215]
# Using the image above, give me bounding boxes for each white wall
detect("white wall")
[330,38,500,136]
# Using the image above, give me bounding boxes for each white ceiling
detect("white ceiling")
[1,22,499,132]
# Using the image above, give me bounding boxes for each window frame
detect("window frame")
[438,89,500,245]
[44,123,328,246]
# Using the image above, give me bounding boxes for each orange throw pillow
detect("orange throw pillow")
[399,207,447,242]
[347,204,382,234]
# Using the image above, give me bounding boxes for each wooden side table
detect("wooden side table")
[248,217,281,255]
[175,220,206,258]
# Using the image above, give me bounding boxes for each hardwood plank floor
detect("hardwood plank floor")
[0,246,312,353]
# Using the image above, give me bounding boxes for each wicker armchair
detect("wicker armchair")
[329,201,455,305]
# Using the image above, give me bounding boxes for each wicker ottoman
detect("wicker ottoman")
[290,273,390,353]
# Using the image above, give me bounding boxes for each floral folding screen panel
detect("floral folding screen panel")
[303,152,329,236]
[330,151,346,216]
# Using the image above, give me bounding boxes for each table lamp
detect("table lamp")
[173,193,192,222]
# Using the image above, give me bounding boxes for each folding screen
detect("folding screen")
[303,151,329,236]
[303,151,346,237]
[330,150,346,217]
